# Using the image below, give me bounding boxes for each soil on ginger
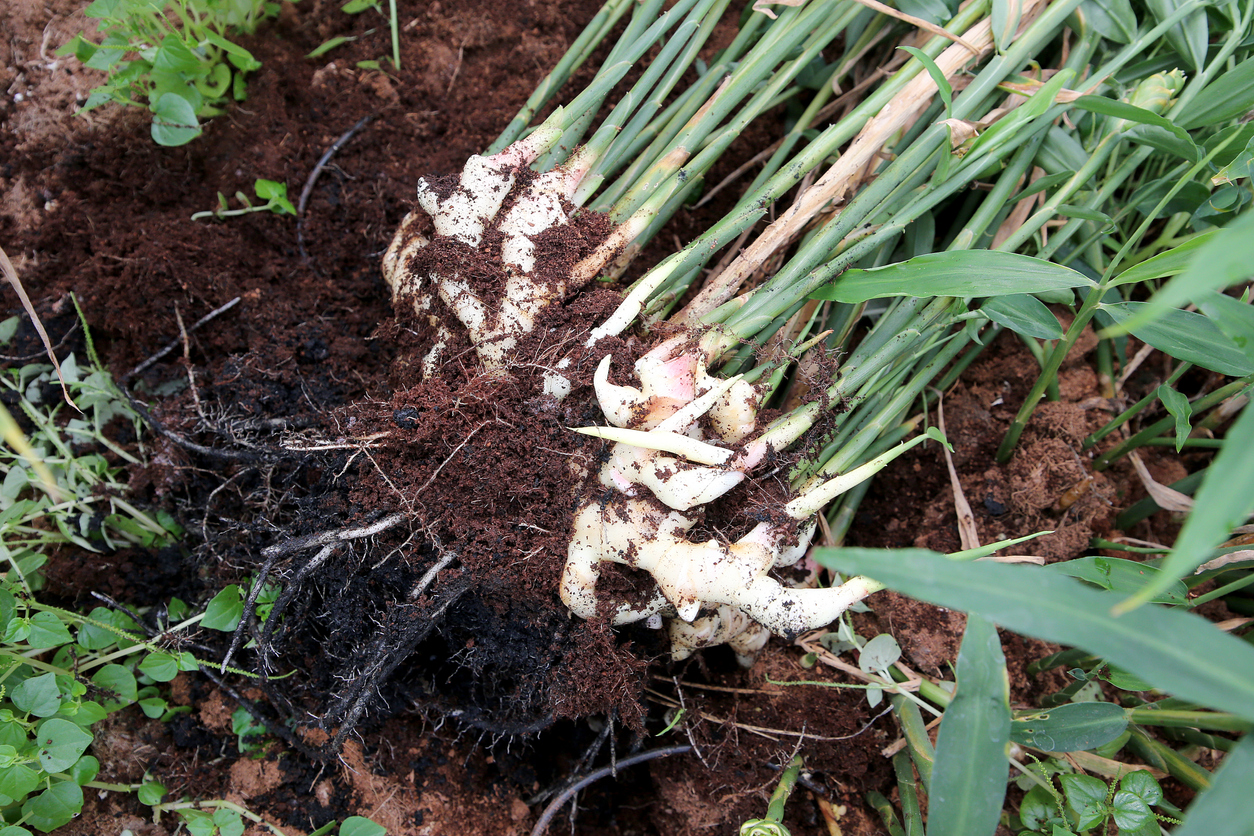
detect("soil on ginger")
[0,1,1227,834]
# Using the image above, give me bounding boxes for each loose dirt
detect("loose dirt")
[1,1,1221,834]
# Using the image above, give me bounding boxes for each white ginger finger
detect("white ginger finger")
[655,373,743,435]
[571,426,733,466]
[560,496,696,620]
[381,213,430,296]
[499,169,570,273]
[600,442,743,511]
[594,354,643,427]
[734,574,882,637]
[669,607,769,667]
[416,123,564,247]
[708,377,761,444]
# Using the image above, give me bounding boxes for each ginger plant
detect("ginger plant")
[370,0,1174,665]
[231,0,1247,743]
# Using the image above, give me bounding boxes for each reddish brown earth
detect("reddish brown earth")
[1,2,1225,834]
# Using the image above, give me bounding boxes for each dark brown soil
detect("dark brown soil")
[1,2,1224,834]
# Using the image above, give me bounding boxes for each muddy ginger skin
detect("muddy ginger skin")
[382,133,883,664]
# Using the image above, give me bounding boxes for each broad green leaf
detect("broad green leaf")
[1178,59,1254,129]
[980,295,1063,339]
[1195,291,1254,368]
[341,0,378,12]
[1109,230,1219,287]
[1104,667,1154,692]
[26,612,72,649]
[1145,0,1208,71]
[1120,401,1254,611]
[183,810,217,836]
[68,754,99,785]
[138,651,180,682]
[1076,0,1136,42]
[1096,303,1253,376]
[927,615,1010,836]
[0,763,40,800]
[91,664,137,708]
[899,47,952,116]
[75,606,123,650]
[138,697,168,718]
[1060,773,1108,830]
[1125,123,1202,162]
[1121,771,1162,806]
[812,548,1254,721]
[1192,184,1252,228]
[858,633,900,675]
[1019,784,1058,830]
[198,62,232,99]
[137,781,166,806]
[992,0,1023,52]
[150,92,202,147]
[1011,702,1128,752]
[1111,791,1152,831]
[811,251,1094,303]
[152,34,202,75]
[11,672,61,717]
[22,780,83,833]
[58,696,105,728]
[34,719,92,773]
[1157,385,1193,452]
[213,808,246,836]
[1044,556,1186,604]
[255,180,296,215]
[202,585,244,631]
[202,31,261,73]
[340,816,388,836]
[0,827,33,836]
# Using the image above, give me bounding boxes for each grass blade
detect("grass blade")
[812,548,1254,721]
[1170,733,1254,836]
[1108,229,1218,287]
[1178,57,1254,129]
[1096,302,1254,376]
[810,251,1094,303]
[1106,210,1254,330]
[1196,291,1254,368]
[926,615,1010,836]
[1115,399,1254,612]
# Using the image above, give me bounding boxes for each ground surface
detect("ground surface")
[0,1,1220,834]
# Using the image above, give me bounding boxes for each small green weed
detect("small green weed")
[59,0,282,146]
[0,580,206,833]
[143,792,386,836]
[191,179,296,221]
[0,328,183,592]
[339,0,400,71]
[1018,770,1180,836]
